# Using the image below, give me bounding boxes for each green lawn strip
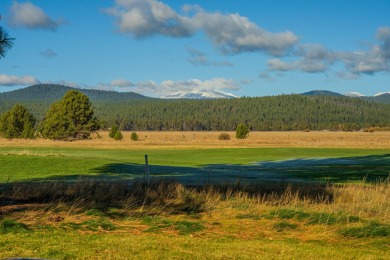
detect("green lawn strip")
[1,147,389,183]
[0,230,388,259]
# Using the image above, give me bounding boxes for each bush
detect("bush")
[235,123,249,139]
[114,130,123,140]
[109,124,119,138]
[131,132,139,141]
[218,133,230,140]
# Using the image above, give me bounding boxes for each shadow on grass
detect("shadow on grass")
[89,153,390,184]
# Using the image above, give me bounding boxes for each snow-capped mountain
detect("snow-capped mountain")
[374,92,390,97]
[344,92,365,97]
[160,89,238,99]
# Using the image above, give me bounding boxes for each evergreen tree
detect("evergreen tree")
[109,124,119,138]
[0,104,35,139]
[235,123,249,139]
[0,24,14,58]
[40,90,99,140]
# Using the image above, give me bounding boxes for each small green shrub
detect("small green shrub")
[114,131,123,140]
[235,123,249,139]
[109,124,119,138]
[218,133,230,140]
[131,132,139,141]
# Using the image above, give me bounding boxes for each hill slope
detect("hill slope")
[0,84,148,102]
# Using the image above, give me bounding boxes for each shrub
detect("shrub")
[114,130,123,140]
[235,123,249,139]
[218,133,231,140]
[131,132,139,141]
[109,124,119,138]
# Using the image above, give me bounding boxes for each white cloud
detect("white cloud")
[126,78,241,95]
[8,1,60,31]
[0,74,40,86]
[266,28,390,77]
[105,0,298,56]
[194,11,297,56]
[105,0,195,38]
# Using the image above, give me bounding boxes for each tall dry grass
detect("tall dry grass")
[1,178,388,222]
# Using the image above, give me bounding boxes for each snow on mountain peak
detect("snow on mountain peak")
[344,92,365,97]
[374,92,390,97]
[160,89,238,99]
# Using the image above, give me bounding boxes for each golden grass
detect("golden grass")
[1,130,390,149]
[1,180,389,259]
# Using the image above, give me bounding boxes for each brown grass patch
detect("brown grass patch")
[1,131,390,149]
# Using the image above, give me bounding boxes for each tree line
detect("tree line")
[1,92,390,138]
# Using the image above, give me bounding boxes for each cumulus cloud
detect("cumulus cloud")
[266,27,390,77]
[105,0,298,56]
[187,47,233,67]
[0,74,40,86]
[105,0,195,38]
[193,11,297,56]
[128,78,241,95]
[8,1,60,31]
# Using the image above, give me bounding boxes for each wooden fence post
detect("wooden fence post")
[145,154,150,185]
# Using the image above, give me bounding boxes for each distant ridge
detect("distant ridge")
[301,90,343,96]
[0,84,149,102]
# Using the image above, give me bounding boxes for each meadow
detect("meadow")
[1,131,389,259]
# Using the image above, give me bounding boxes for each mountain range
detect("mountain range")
[0,84,389,105]
[1,84,390,131]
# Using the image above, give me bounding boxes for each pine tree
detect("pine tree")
[40,90,99,140]
[0,104,35,139]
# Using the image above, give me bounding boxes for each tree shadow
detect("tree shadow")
[86,153,390,184]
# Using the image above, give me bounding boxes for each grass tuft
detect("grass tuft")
[273,221,298,232]
[340,222,390,238]
[0,219,30,233]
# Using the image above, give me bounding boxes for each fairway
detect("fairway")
[1,145,389,184]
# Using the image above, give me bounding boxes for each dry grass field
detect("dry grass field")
[1,131,390,149]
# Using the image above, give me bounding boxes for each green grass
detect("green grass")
[0,219,30,234]
[269,208,361,225]
[1,147,390,183]
[340,222,390,238]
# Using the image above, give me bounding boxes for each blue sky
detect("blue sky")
[0,0,389,97]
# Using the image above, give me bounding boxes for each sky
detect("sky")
[0,0,389,97]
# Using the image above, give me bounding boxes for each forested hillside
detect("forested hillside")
[0,84,148,102]
[1,85,390,131]
[93,95,390,131]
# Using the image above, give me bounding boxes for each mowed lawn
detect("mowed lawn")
[1,146,389,183]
